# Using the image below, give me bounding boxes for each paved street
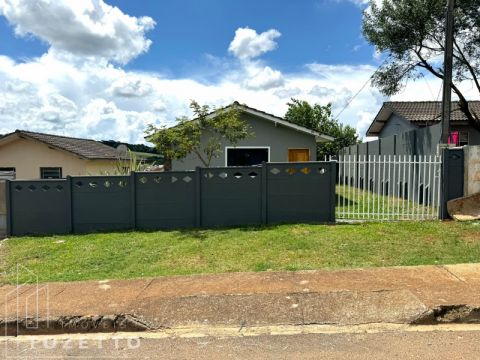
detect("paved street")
[3,325,480,359]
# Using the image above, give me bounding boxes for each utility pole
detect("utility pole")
[440,0,455,220]
[440,0,455,144]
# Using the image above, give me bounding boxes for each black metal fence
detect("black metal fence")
[5,162,336,236]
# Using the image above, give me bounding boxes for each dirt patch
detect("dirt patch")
[463,232,480,244]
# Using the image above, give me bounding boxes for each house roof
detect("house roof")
[227,102,334,143]
[0,130,127,160]
[366,101,480,136]
[150,101,334,143]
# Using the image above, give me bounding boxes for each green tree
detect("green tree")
[146,101,252,168]
[284,99,359,157]
[363,0,480,131]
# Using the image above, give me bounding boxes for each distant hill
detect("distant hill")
[101,140,159,154]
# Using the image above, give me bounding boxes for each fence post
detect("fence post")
[261,162,268,225]
[440,148,465,219]
[330,160,336,222]
[195,167,202,227]
[65,176,73,234]
[5,180,11,237]
[130,172,137,229]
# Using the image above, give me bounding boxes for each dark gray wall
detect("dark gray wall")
[379,114,417,138]
[7,162,336,236]
[172,113,318,170]
[341,123,442,157]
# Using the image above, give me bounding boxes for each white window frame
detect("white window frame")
[224,146,271,167]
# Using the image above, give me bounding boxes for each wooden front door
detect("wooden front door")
[288,149,310,162]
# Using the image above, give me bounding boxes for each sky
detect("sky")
[0,0,470,144]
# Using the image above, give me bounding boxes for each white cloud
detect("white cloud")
[244,65,284,90]
[0,4,478,146]
[0,0,155,64]
[228,27,281,60]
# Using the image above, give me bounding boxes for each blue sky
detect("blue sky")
[0,0,449,143]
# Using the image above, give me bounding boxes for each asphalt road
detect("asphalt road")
[3,327,480,359]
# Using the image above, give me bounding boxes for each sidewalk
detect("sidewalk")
[1,264,480,335]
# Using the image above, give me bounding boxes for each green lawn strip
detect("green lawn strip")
[336,185,436,220]
[1,221,479,284]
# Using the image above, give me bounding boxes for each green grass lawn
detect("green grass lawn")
[336,185,437,220]
[1,221,479,284]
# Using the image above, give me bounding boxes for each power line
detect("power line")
[333,59,387,121]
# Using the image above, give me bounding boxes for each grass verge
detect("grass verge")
[1,221,479,284]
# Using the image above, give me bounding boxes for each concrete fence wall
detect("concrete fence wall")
[0,181,6,237]
[6,162,336,236]
[464,145,480,196]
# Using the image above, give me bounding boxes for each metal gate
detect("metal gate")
[335,155,442,221]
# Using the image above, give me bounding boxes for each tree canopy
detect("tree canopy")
[363,0,480,131]
[284,99,359,157]
[146,101,251,168]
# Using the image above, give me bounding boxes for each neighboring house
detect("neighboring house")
[366,101,480,146]
[0,130,127,180]
[169,102,334,171]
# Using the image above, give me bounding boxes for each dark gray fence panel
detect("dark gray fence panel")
[266,162,335,224]
[200,167,262,227]
[135,171,196,229]
[72,176,131,233]
[358,142,368,156]
[396,130,416,155]
[368,140,380,155]
[381,136,396,155]
[416,123,441,155]
[9,180,69,235]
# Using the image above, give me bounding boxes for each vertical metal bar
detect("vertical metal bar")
[427,155,433,219]
[343,155,346,219]
[392,155,397,220]
[372,155,376,219]
[396,156,401,220]
[337,155,341,219]
[355,154,360,219]
[382,155,386,220]
[367,155,373,219]
[412,155,417,220]
[402,155,407,220]
[387,155,396,219]
[362,155,366,219]
[347,155,351,219]
[377,155,381,220]
[406,155,412,219]
[422,155,427,220]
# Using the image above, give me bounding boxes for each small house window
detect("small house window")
[459,131,469,146]
[40,167,62,179]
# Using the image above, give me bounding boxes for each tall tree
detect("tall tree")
[146,101,251,168]
[284,99,359,157]
[363,0,480,131]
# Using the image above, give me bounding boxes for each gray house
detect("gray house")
[366,101,480,146]
[171,102,333,171]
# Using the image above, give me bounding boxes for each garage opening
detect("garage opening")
[226,147,269,166]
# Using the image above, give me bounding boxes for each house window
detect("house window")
[40,167,62,179]
[459,131,469,146]
[0,167,15,180]
[226,147,269,166]
[448,131,469,146]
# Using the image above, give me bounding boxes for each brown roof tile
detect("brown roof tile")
[384,101,480,122]
[4,130,127,160]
